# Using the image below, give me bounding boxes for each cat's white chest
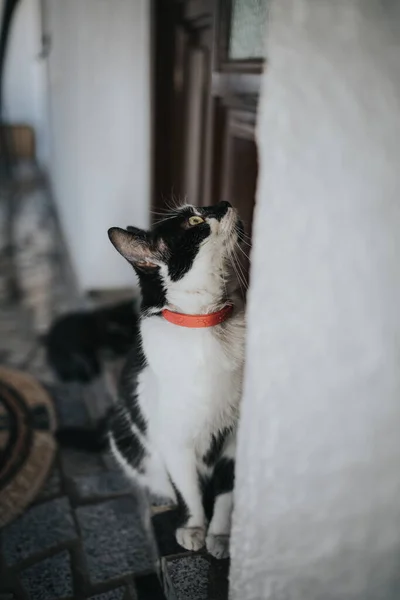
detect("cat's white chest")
[139,316,243,442]
[142,317,225,375]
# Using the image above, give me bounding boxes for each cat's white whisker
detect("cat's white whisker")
[234,239,251,264]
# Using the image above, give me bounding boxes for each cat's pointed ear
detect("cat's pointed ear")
[108,227,157,269]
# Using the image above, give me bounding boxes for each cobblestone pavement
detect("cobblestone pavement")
[0,167,162,599]
[0,167,229,600]
[0,440,163,599]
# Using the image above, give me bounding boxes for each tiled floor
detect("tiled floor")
[0,167,162,599]
[0,165,229,600]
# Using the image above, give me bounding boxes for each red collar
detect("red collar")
[162,303,234,328]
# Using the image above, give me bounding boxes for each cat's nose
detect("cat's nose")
[214,201,232,220]
[218,201,232,210]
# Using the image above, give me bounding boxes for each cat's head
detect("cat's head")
[108,201,245,315]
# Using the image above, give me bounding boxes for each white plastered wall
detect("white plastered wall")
[46,0,151,290]
[230,1,400,598]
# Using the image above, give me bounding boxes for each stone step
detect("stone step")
[162,554,229,600]
[149,507,229,600]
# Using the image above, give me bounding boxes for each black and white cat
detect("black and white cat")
[107,201,246,559]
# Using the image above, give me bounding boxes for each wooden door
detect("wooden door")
[152,0,214,210]
[152,0,267,274]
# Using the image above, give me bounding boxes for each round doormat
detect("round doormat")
[0,366,57,528]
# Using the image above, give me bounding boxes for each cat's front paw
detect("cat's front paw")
[176,526,205,552]
[206,533,230,559]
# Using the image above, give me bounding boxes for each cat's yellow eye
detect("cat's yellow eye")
[188,215,204,226]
